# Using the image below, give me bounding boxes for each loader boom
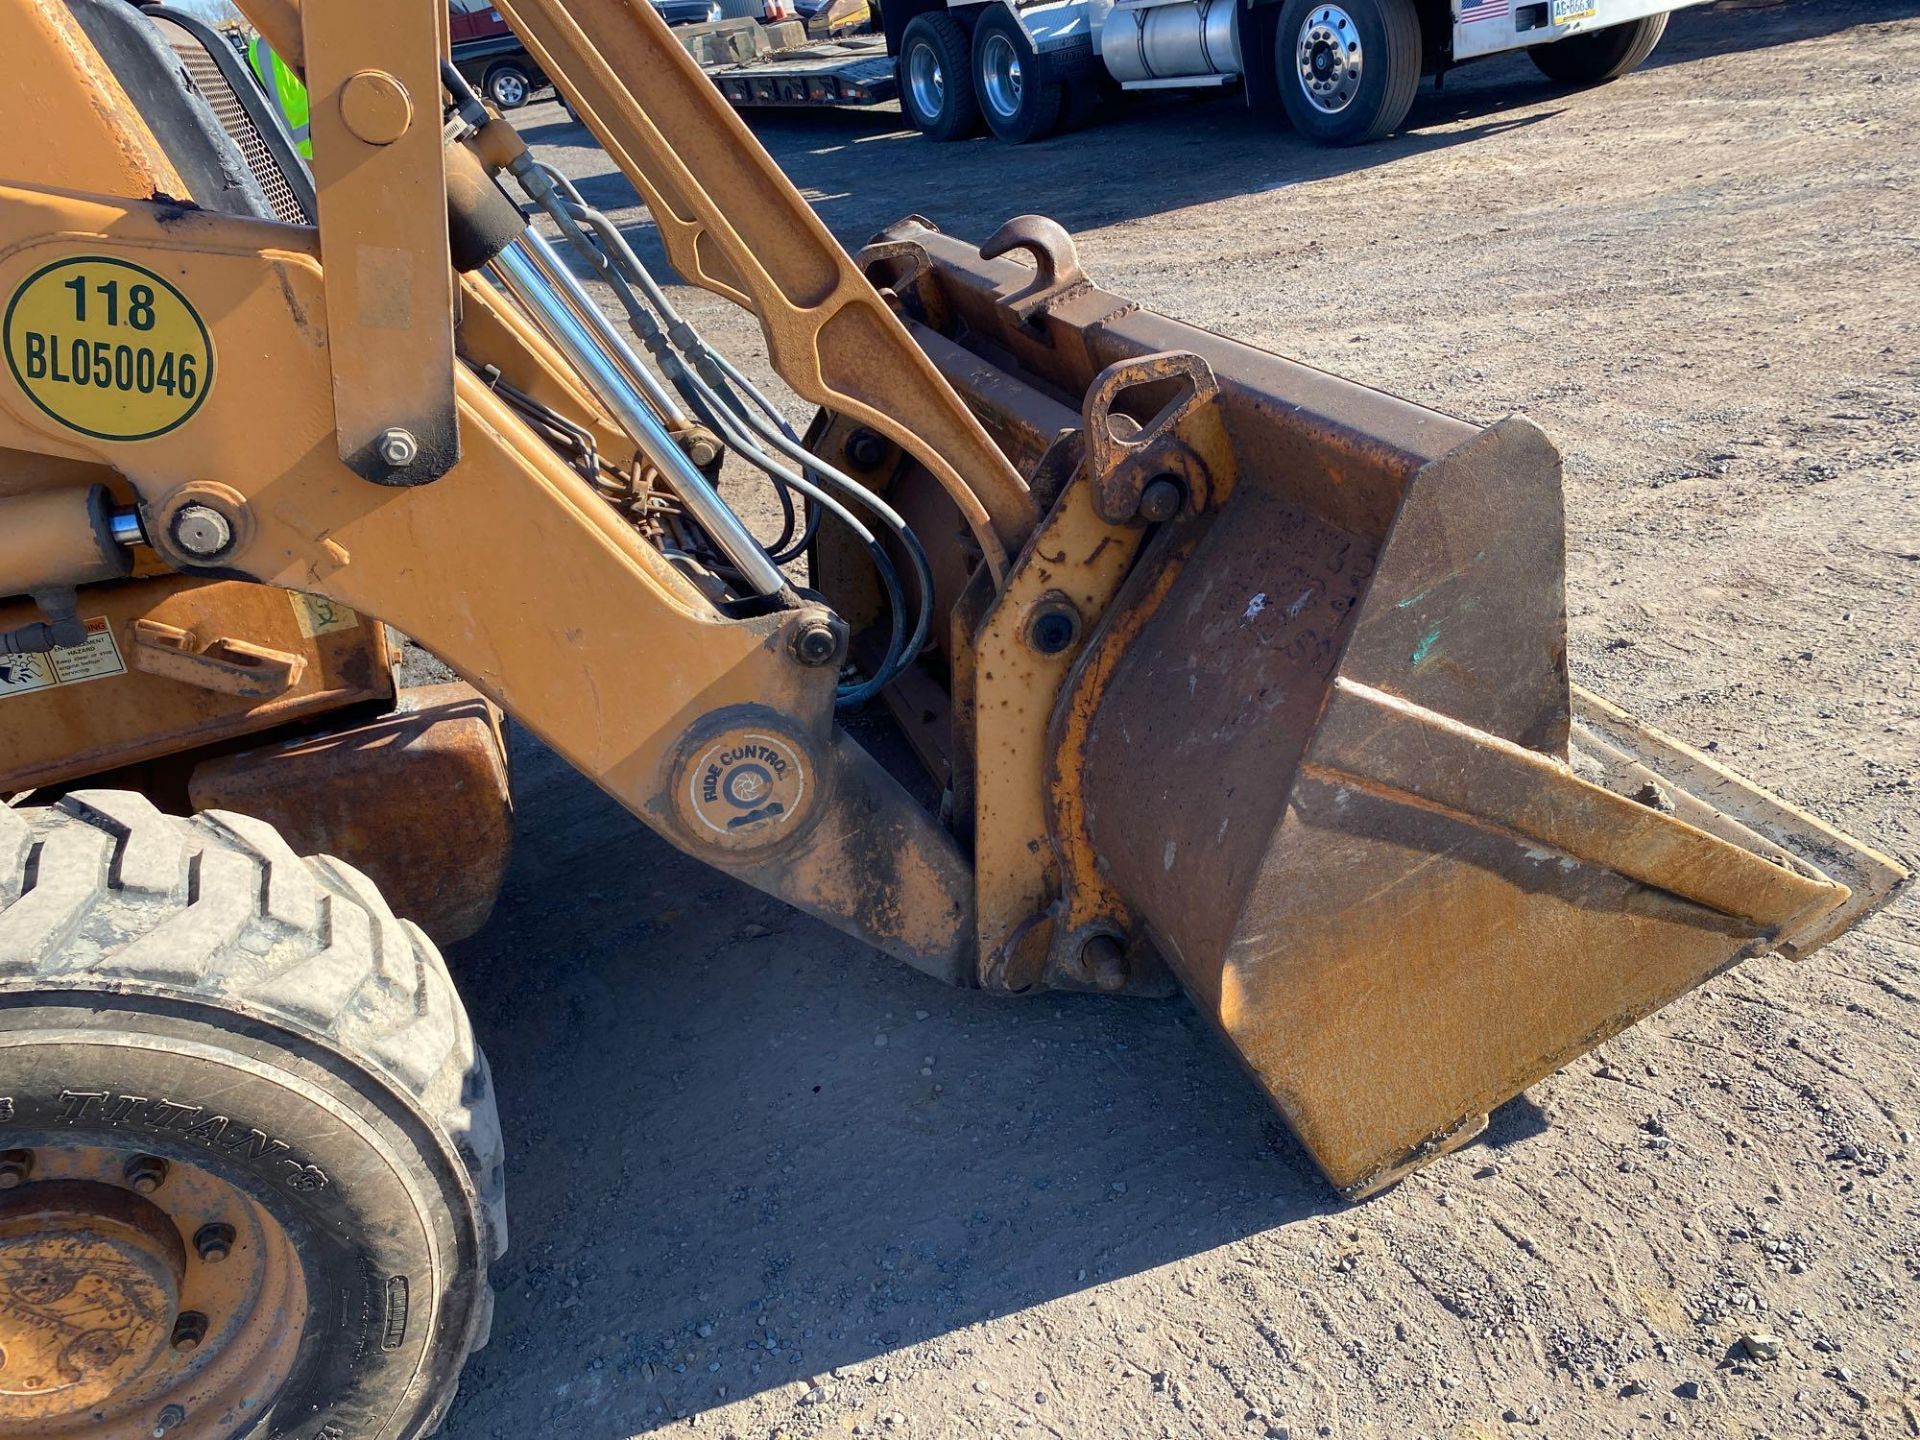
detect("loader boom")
[0,0,1904,1227]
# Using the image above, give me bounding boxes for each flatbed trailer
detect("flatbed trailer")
[704,33,898,107]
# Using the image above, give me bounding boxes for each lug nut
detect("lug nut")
[168,503,233,559]
[844,427,888,469]
[154,1402,188,1435]
[170,1313,208,1353]
[123,1155,169,1195]
[377,427,419,467]
[0,1150,31,1189]
[194,1222,236,1263]
[1137,475,1185,523]
[792,616,842,668]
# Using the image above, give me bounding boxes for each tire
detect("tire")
[971,6,1066,144]
[898,13,980,141]
[1275,0,1421,145]
[1529,12,1668,85]
[0,791,504,1440]
[484,61,534,110]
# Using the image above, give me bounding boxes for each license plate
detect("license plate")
[1551,0,1599,21]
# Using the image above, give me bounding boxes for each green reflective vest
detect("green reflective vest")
[247,37,312,159]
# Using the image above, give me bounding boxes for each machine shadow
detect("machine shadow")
[437,731,1362,1435]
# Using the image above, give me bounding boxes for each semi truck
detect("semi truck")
[886,0,1702,144]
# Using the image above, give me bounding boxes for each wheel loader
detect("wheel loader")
[0,1,1904,1436]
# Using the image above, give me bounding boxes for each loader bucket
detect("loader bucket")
[1072,415,1902,1196]
[863,217,1909,1198]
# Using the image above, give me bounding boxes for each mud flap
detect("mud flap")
[1077,414,1907,1198]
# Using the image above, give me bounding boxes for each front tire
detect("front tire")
[484,60,534,110]
[971,6,1066,144]
[1275,0,1421,145]
[898,13,980,140]
[1529,12,1668,85]
[0,792,504,1439]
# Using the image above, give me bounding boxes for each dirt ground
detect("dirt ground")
[438,3,1920,1436]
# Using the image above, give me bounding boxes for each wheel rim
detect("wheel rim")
[0,1145,306,1439]
[980,32,1024,120]
[1296,4,1364,115]
[494,73,527,105]
[906,40,946,121]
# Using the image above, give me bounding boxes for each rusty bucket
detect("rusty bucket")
[866,216,1908,1198]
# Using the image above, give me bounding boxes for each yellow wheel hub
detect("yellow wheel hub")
[0,1148,305,1439]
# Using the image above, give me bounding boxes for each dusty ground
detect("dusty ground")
[439,3,1920,1437]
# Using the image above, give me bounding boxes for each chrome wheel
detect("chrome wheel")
[1296,4,1363,114]
[906,40,947,121]
[490,70,529,107]
[980,31,1024,120]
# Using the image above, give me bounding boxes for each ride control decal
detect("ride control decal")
[672,724,815,851]
[3,256,214,441]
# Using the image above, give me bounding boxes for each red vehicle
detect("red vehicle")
[448,0,552,109]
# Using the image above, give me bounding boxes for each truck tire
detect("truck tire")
[1529,12,1668,85]
[484,59,534,109]
[899,12,980,140]
[1275,0,1421,145]
[0,791,504,1440]
[971,6,1066,144]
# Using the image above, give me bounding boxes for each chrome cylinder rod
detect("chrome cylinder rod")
[490,238,787,599]
[516,227,690,430]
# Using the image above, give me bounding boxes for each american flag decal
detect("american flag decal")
[1458,0,1509,19]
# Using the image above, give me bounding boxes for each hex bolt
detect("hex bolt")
[377,427,420,467]
[792,616,842,668]
[193,1222,236,1264]
[1078,933,1129,993]
[1137,475,1185,523]
[123,1155,170,1195]
[170,1313,208,1353]
[0,1150,32,1189]
[168,503,234,560]
[153,1403,188,1436]
[844,428,888,469]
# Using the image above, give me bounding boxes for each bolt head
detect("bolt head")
[378,427,420,467]
[1078,934,1129,993]
[792,617,842,668]
[1138,476,1185,523]
[169,504,233,559]
[844,428,888,470]
[0,1150,30,1189]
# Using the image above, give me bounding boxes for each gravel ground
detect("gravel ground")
[439,3,1920,1436]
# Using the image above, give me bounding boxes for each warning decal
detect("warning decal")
[0,617,126,699]
[3,255,214,442]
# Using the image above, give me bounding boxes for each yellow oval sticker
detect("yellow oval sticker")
[3,256,214,441]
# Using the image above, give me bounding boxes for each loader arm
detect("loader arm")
[0,0,1904,1218]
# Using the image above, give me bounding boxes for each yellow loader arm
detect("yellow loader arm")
[0,0,1903,1210]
